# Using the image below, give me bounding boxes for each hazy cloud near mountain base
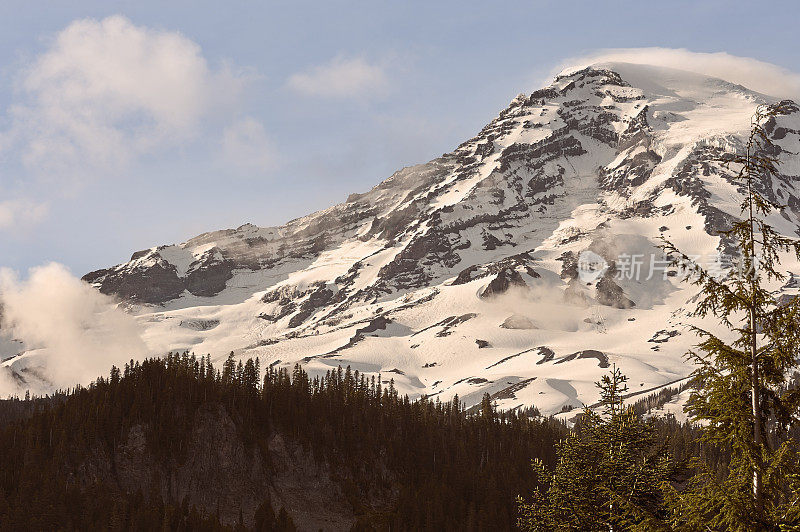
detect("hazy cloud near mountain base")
[553,47,800,100]
[0,263,147,396]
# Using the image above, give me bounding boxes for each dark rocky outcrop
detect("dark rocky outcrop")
[553,349,610,368]
[376,228,463,291]
[487,377,537,402]
[452,265,480,285]
[595,275,635,309]
[185,260,236,297]
[535,346,556,365]
[557,251,579,280]
[480,268,528,298]
[316,316,393,357]
[287,308,314,329]
[83,262,185,303]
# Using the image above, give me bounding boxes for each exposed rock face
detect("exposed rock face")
[452,265,480,285]
[77,404,359,530]
[553,349,610,368]
[595,274,635,309]
[83,259,185,303]
[83,247,237,302]
[480,268,528,298]
[600,106,662,192]
[185,260,236,297]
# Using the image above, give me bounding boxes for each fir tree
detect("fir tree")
[242,358,259,393]
[517,367,674,531]
[110,365,121,385]
[480,392,495,421]
[221,352,236,385]
[662,103,800,530]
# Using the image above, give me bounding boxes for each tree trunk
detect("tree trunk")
[750,304,762,512]
[746,143,763,512]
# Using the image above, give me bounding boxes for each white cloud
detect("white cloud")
[287,55,388,98]
[553,48,800,100]
[0,198,49,231]
[0,263,147,395]
[222,116,274,173]
[0,15,265,233]
[3,15,247,176]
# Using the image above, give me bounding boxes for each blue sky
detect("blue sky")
[1,0,800,274]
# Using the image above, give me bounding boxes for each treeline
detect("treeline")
[0,352,572,530]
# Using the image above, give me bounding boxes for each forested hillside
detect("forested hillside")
[0,353,579,531]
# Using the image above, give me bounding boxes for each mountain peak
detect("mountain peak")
[6,64,800,415]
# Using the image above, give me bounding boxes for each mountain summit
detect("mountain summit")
[12,62,800,413]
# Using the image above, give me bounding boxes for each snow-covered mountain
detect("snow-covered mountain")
[7,62,800,413]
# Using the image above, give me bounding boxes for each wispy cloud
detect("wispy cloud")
[0,198,49,231]
[0,15,266,232]
[287,55,388,98]
[3,15,247,176]
[553,47,800,100]
[222,116,275,173]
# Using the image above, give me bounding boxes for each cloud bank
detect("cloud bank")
[287,55,388,98]
[0,263,147,395]
[553,47,800,100]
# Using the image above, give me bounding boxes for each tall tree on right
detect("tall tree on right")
[663,102,800,531]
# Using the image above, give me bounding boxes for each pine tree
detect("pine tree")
[236,360,244,384]
[662,103,800,530]
[479,392,495,421]
[517,367,673,531]
[242,358,259,393]
[110,365,121,385]
[221,352,236,385]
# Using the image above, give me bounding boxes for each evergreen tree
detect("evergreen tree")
[242,359,259,393]
[662,103,800,530]
[236,360,244,384]
[222,352,237,385]
[517,367,674,531]
[480,392,495,421]
[110,365,121,385]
